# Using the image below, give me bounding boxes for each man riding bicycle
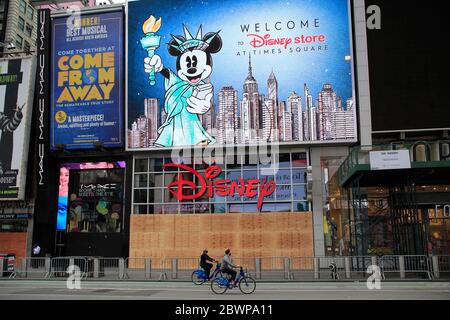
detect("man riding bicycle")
[221,248,241,287]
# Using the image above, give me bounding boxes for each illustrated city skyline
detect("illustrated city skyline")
[128,56,356,148]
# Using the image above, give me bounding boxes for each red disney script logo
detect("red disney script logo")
[164,163,276,210]
[247,33,326,49]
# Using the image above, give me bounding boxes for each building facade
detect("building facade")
[240,55,260,144]
[289,92,303,142]
[217,86,238,145]
[7,0,423,262]
[1,0,37,54]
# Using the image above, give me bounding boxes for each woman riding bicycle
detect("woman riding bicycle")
[221,249,241,287]
[200,249,218,280]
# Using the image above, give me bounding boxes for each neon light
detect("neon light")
[163,163,276,210]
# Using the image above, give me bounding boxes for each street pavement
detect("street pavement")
[0,280,450,300]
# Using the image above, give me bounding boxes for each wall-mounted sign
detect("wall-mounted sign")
[0,201,34,209]
[127,0,356,150]
[164,163,276,209]
[36,9,51,190]
[51,10,124,150]
[0,213,31,220]
[369,150,411,170]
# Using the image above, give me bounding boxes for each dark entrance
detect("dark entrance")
[62,168,125,257]
[51,161,130,258]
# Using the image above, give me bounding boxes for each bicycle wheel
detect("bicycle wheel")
[238,275,256,294]
[191,270,205,285]
[211,278,228,294]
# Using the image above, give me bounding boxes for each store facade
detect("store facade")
[129,149,314,259]
[31,6,132,258]
[29,0,450,260]
[0,201,34,259]
[123,0,360,260]
[54,159,131,257]
[29,0,369,260]
[328,140,450,256]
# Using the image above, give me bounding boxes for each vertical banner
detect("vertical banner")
[36,9,51,196]
[0,57,36,200]
[51,10,124,150]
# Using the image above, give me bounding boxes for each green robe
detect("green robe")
[154,69,216,147]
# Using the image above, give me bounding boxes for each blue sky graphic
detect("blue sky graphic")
[128,0,354,126]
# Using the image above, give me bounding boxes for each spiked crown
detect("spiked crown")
[170,25,220,54]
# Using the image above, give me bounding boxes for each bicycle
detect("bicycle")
[211,266,256,294]
[191,262,222,285]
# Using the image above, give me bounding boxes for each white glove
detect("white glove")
[186,84,213,114]
[144,55,163,73]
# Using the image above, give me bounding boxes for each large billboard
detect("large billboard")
[51,10,124,150]
[0,57,36,200]
[366,1,450,132]
[127,0,356,150]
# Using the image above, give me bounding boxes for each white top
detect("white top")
[33,245,41,255]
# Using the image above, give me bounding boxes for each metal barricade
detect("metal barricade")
[168,258,199,280]
[232,257,257,278]
[124,258,167,280]
[124,258,146,280]
[380,255,431,280]
[291,256,376,281]
[86,258,123,280]
[16,257,50,279]
[316,256,346,280]
[291,257,315,280]
[379,255,398,279]
[432,255,450,279]
[404,255,431,279]
[431,255,450,279]
[157,258,172,280]
[2,255,439,282]
[48,257,87,279]
[156,257,259,281]
[254,257,289,281]
[348,256,377,280]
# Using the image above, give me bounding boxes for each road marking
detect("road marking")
[1,287,450,293]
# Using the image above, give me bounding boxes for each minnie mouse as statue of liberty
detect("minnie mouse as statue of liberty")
[144,25,222,147]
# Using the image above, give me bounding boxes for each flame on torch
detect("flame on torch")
[142,15,162,33]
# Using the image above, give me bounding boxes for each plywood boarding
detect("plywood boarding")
[130,212,313,265]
